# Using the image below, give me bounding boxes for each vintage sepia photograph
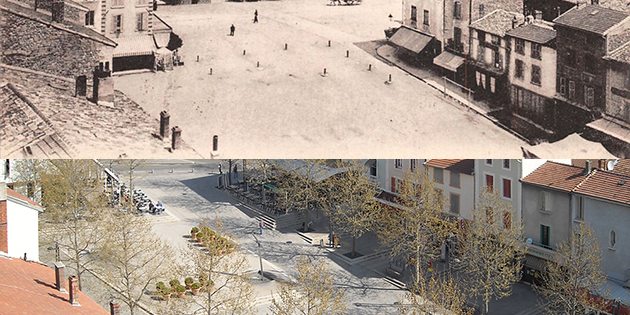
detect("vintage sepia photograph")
[2,0,629,158]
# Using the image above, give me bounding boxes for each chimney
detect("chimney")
[591,0,599,4]
[598,159,606,170]
[92,66,114,106]
[171,126,182,150]
[51,0,64,23]
[512,16,518,28]
[479,4,485,18]
[159,111,170,140]
[110,300,121,315]
[54,262,67,293]
[75,75,87,97]
[34,0,38,11]
[534,10,543,21]
[585,160,592,174]
[68,276,80,306]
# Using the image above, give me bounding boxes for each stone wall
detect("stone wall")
[1,10,103,78]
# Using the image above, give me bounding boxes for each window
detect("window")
[434,168,444,183]
[515,39,525,55]
[503,211,512,229]
[454,27,462,46]
[625,68,630,90]
[515,59,524,79]
[485,206,494,224]
[560,77,566,96]
[539,190,550,211]
[485,159,492,165]
[485,174,494,192]
[477,45,485,62]
[566,49,576,67]
[450,193,460,214]
[569,80,576,99]
[85,11,95,26]
[480,72,486,89]
[502,178,511,198]
[112,0,124,7]
[478,31,486,43]
[450,172,460,188]
[492,49,501,68]
[410,159,417,171]
[491,35,500,45]
[576,196,584,220]
[136,13,146,31]
[423,10,429,25]
[411,5,417,23]
[610,230,616,248]
[503,159,510,169]
[391,177,402,193]
[111,14,123,33]
[584,54,596,74]
[395,159,402,169]
[454,1,462,19]
[531,65,541,86]
[585,86,595,107]
[490,76,496,93]
[540,225,550,248]
[531,43,542,60]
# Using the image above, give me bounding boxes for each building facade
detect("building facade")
[0,184,42,261]
[425,159,475,220]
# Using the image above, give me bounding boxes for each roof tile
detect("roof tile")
[506,22,556,44]
[471,9,524,37]
[521,161,589,191]
[553,4,629,35]
[425,159,474,175]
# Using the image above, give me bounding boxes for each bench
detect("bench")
[386,265,403,279]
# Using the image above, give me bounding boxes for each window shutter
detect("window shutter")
[391,177,396,193]
[111,15,117,33]
[143,12,149,31]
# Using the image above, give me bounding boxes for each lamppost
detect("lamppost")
[251,232,264,281]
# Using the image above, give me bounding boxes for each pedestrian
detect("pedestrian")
[230,24,235,36]
[254,10,258,23]
[259,220,265,235]
[234,164,238,178]
[218,163,222,174]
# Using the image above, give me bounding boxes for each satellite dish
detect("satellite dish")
[608,160,615,171]
[526,238,533,244]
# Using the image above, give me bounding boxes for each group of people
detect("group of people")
[229,10,259,36]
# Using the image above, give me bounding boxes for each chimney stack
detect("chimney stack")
[585,160,592,174]
[110,300,121,315]
[54,262,67,293]
[512,16,518,28]
[591,0,599,4]
[68,276,80,306]
[478,4,485,18]
[534,10,543,21]
[159,111,170,140]
[598,159,606,170]
[171,126,182,150]
[75,75,87,97]
[92,66,114,106]
[51,0,64,23]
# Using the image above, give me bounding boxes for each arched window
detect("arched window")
[610,230,616,248]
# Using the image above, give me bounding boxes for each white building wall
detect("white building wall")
[6,199,40,262]
[508,39,557,99]
[474,159,522,223]
[428,167,475,220]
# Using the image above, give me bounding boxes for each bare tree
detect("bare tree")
[167,219,255,315]
[37,159,107,291]
[94,212,173,315]
[7,159,47,204]
[376,168,456,285]
[246,160,277,203]
[269,255,346,315]
[457,189,524,314]
[398,270,472,315]
[118,159,146,213]
[325,160,377,257]
[535,223,608,315]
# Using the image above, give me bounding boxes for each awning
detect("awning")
[153,33,170,49]
[524,133,616,158]
[433,51,465,72]
[388,27,433,54]
[587,117,630,144]
[113,35,156,58]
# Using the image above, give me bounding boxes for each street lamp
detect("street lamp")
[251,232,264,281]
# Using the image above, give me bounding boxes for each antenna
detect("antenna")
[608,160,615,171]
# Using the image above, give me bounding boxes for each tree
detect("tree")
[94,212,174,315]
[456,189,524,314]
[246,160,277,203]
[325,160,378,257]
[376,168,456,285]
[398,271,472,315]
[37,160,107,291]
[269,255,346,315]
[167,219,255,315]
[275,160,330,231]
[535,223,607,315]
[118,159,146,213]
[7,159,47,204]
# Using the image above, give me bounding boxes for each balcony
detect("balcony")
[524,241,559,262]
[445,39,465,55]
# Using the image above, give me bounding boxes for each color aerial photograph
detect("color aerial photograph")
[3,0,630,158]
[0,159,628,314]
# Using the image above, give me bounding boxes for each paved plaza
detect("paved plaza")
[115,0,529,158]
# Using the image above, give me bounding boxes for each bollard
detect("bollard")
[328,40,331,47]
[196,55,199,62]
[257,61,260,68]
[243,50,246,55]
[209,68,213,75]
[389,74,392,82]
[324,68,327,75]
[346,50,349,58]
[368,64,372,71]
[213,135,219,151]
[285,43,288,50]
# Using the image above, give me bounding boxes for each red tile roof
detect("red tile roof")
[608,159,630,176]
[425,159,474,175]
[6,187,42,208]
[521,161,590,191]
[574,170,630,204]
[0,256,109,315]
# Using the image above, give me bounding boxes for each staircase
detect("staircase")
[221,188,303,231]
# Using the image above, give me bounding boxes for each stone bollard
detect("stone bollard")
[328,40,331,47]
[285,43,288,50]
[243,50,246,55]
[159,111,170,140]
[346,50,349,58]
[213,135,219,151]
[171,126,182,150]
[368,64,372,71]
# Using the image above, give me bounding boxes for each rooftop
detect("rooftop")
[1,65,202,159]
[521,161,590,191]
[424,159,474,175]
[506,22,556,44]
[0,256,109,315]
[6,187,42,209]
[0,0,116,47]
[573,169,630,204]
[471,9,524,37]
[553,4,629,35]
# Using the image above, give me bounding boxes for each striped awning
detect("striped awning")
[113,35,156,57]
[388,27,433,54]
[433,51,465,72]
